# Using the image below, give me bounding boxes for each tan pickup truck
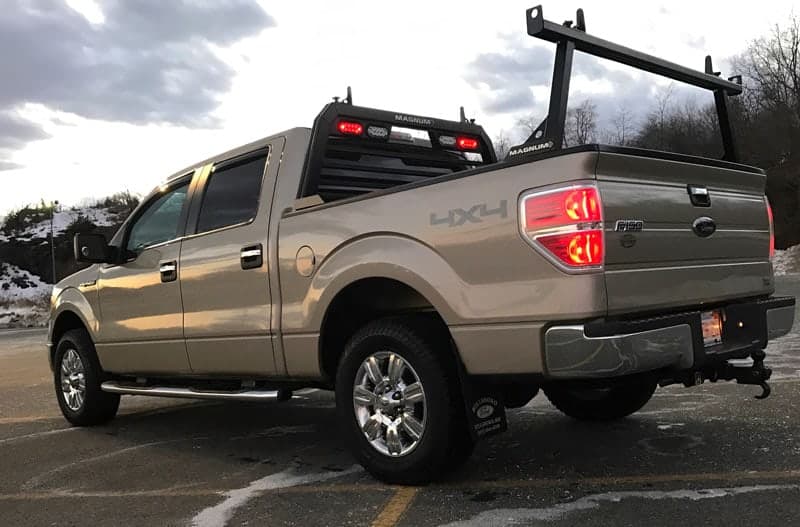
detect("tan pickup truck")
[49,6,795,483]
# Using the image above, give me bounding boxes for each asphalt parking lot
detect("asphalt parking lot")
[1,277,799,526]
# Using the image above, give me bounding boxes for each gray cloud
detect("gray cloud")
[0,0,274,169]
[464,32,713,140]
[0,111,51,171]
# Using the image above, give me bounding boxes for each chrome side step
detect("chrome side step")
[100,381,281,402]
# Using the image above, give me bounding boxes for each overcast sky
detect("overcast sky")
[1,0,796,216]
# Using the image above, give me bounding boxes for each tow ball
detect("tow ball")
[663,347,773,400]
[706,348,772,400]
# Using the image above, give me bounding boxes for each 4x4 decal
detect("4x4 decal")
[430,200,508,227]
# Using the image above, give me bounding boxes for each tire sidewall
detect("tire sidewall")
[336,328,455,481]
[53,330,114,425]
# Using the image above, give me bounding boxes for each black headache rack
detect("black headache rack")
[509,5,743,163]
[298,97,496,202]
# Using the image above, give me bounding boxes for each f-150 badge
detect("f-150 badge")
[614,220,644,232]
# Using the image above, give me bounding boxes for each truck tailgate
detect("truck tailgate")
[597,152,773,315]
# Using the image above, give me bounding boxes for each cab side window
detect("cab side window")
[196,150,268,234]
[126,182,189,252]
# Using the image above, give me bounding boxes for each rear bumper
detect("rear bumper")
[543,296,795,379]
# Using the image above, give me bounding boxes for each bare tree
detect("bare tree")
[609,104,636,145]
[654,84,675,150]
[493,130,513,159]
[564,99,598,147]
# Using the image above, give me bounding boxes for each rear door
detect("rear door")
[179,143,280,376]
[598,152,772,315]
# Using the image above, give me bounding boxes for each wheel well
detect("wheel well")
[319,278,450,383]
[51,311,88,362]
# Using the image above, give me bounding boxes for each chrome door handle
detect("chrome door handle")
[241,244,263,270]
[160,261,177,283]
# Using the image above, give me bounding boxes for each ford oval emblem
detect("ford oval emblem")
[692,217,716,238]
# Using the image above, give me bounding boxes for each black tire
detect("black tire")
[502,385,540,409]
[54,329,120,426]
[335,316,470,484]
[544,377,656,421]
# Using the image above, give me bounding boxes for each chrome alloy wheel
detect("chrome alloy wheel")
[353,351,427,457]
[60,349,86,411]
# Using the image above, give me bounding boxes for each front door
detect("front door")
[95,176,193,374]
[179,146,277,376]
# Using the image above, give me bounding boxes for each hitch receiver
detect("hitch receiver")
[714,348,772,400]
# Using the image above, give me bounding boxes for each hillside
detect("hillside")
[0,194,137,327]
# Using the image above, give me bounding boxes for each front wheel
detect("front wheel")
[335,316,470,484]
[544,377,656,421]
[54,329,120,426]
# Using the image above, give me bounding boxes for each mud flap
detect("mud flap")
[456,363,507,441]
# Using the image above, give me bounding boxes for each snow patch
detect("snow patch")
[773,245,800,276]
[191,466,362,527]
[9,208,117,242]
[441,485,800,526]
[0,263,50,300]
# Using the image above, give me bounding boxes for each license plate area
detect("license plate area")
[701,310,724,347]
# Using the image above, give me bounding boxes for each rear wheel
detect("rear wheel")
[335,316,470,484]
[54,329,120,426]
[544,377,656,421]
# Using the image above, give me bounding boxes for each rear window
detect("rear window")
[310,120,491,203]
[196,150,268,234]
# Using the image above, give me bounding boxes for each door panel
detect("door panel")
[180,146,279,376]
[96,242,190,374]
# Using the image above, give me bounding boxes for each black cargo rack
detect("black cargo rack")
[510,5,743,163]
[298,99,496,201]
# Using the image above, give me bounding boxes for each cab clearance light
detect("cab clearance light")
[337,120,363,136]
[367,125,389,138]
[456,136,479,150]
[521,185,604,270]
[438,135,457,147]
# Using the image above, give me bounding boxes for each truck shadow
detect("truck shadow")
[57,384,795,492]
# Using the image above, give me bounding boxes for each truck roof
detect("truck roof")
[164,127,311,183]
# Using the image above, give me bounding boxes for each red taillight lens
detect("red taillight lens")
[537,230,604,266]
[520,185,604,271]
[564,188,601,222]
[767,198,775,259]
[456,136,479,150]
[524,187,602,230]
[337,120,363,136]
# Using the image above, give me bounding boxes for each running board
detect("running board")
[100,381,283,402]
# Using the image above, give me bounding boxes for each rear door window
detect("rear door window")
[196,150,268,234]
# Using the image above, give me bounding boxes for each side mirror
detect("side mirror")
[74,233,113,264]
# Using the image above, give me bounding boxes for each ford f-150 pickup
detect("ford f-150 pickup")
[49,6,795,483]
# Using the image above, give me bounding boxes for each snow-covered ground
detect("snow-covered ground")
[773,245,800,276]
[0,208,116,242]
[0,264,50,328]
[0,263,50,299]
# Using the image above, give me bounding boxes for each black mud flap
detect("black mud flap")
[456,364,507,441]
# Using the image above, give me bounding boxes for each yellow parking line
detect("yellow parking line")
[371,487,419,527]
[0,416,60,424]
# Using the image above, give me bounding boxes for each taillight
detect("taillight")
[337,120,363,136]
[766,198,775,259]
[520,185,604,271]
[456,136,479,150]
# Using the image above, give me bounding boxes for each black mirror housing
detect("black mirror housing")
[74,233,112,264]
